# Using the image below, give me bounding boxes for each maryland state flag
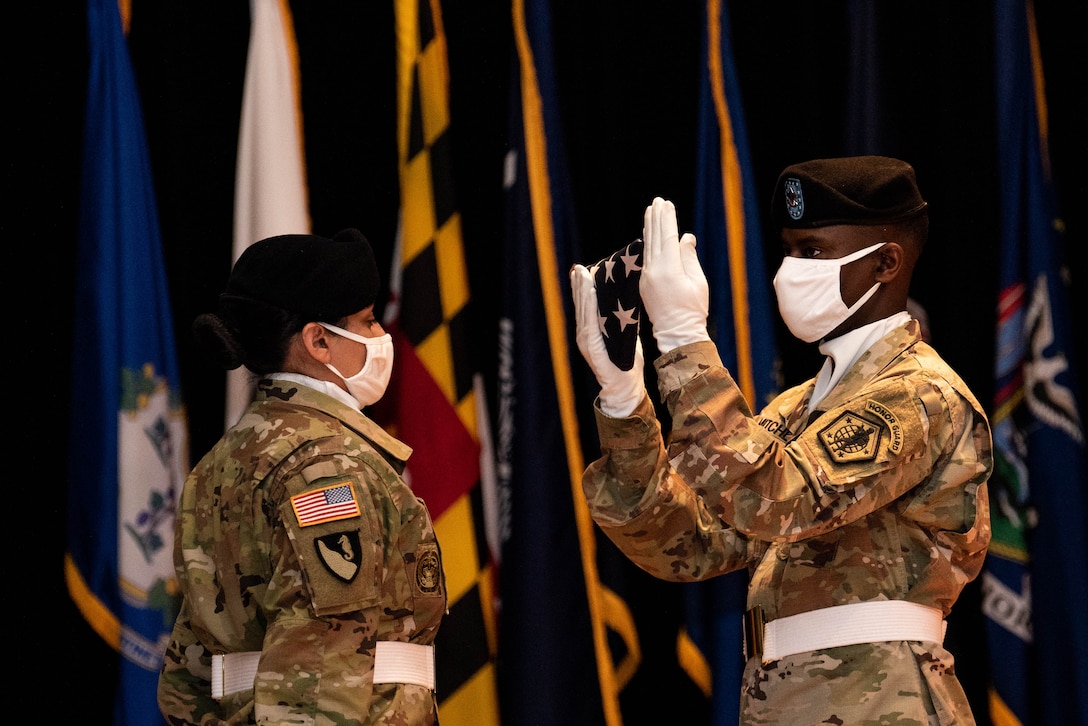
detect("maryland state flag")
[376,0,501,723]
[65,0,189,723]
[983,1,1088,723]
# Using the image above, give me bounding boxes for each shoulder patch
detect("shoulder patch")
[291,482,361,527]
[412,543,443,597]
[818,410,883,463]
[314,530,362,582]
[863,398,904,454]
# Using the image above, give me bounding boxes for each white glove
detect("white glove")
[639,197,710,352]
[570,264,646,417]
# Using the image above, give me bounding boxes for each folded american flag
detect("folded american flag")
[590,239,643,371]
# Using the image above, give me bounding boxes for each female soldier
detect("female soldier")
[158,229,444,725]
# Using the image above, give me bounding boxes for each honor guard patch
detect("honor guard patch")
[864,398,904,454]
[818,410,883,463]
[291,482,360,527]
[315,530,362,582]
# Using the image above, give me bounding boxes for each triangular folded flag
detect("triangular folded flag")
[591,238,643,371]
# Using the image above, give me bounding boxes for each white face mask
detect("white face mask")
[319,323,394,408]
[773,242,885,343]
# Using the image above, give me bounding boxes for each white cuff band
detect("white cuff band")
[211,641,436,700]
[373,641,436,689]
[211,651,261,700]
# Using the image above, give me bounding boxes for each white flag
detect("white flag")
[227,0,311,428]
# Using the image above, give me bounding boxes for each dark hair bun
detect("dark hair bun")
[192,313,246,370]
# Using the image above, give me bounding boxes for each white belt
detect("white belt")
[211,641,435,700]
[744,600,946,665]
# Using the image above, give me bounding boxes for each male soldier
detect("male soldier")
[570,156,992,724]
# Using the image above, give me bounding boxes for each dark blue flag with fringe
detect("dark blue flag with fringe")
[495,1,603,722]
[682,2,781,724]
[982,1,1088,723]
[65,1,188,723]
[497,2,677,724]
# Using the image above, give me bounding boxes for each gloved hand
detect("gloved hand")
[639,197,710,352]
[570,263,646,417]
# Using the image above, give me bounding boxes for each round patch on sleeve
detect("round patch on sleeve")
[411,543,444,598]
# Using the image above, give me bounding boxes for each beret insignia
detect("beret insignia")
[784,178,804,221]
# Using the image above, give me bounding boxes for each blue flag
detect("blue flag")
[684,2,780,723]
[65,1,188,723]
[983,1,1088,723]
[496,2,659,724]
[496,2,600,722]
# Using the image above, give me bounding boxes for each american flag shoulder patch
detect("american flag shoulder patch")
[290,482,361,527]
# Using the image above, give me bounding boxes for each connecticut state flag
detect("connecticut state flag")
[65,1,189,724]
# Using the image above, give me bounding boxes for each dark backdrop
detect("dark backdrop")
[19,2,1085,722]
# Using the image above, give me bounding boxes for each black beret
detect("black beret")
[771,156,927,229]
[223,228,380,321]
[592,239,643,371]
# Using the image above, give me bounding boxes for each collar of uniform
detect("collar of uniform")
[256,376,413,466]
[810,311,912,410]
[272,371,360,410]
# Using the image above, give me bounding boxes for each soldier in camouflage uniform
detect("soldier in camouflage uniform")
[158,230,446,725]
[570,157,991,725]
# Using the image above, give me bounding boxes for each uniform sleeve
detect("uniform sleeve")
[656,342,969,544]
[158,461,221,725]
[582,379,750,582]
[158,598,222,725]
[253,465,387,723]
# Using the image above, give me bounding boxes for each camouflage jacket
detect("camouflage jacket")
[583,319,992,724]
[158,379,446,726]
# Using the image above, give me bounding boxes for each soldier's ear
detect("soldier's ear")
[300,322,333,363]
[875,242,904,282]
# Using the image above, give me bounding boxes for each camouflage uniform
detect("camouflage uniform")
[158,378,446,725]
[583,319,991,725]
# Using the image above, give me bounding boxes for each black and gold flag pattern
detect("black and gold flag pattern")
[381,0,501,723]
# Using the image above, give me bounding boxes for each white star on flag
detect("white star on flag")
[612,298,638,332]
